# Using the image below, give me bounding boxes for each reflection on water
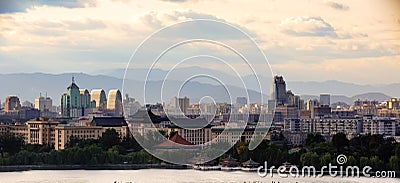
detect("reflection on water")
[0,169,398,183]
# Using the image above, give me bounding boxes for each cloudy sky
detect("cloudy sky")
[0,0,399,85]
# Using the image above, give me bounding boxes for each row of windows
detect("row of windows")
[66,130,100,134]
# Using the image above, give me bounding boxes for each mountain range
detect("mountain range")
[0,66,397,106]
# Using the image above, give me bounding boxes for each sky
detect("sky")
[0,0,399,85]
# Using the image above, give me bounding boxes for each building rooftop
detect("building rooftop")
[129,109,169,123]
[91,116,127,127]
[157,133,194,147]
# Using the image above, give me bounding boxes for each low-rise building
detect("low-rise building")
[0,117,130,150]
[55,125,102,150]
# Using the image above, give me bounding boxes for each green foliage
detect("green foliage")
[320,152,332,166]
[370,156,385,170]
[100,129,121,150]
[389,156,400,170]
[360,157,370,167]
[347,155,357,166]
[0,130,399,170]
[305,133,325,145]
[300,152,320,168]
[0,133,25,155]
[331,132,349,152]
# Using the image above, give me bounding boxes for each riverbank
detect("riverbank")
[0,164,190,172]
[0,169,399,183]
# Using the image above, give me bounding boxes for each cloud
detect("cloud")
[279,16,337,37]
[324,1,349,11]
[0,0,96,14]
[159,0,191,2]
[63,19,106,30]
[272,55,400,85]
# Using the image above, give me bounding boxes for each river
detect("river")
[0,169,398,183]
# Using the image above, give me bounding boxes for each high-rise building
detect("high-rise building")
[270,75,287,105]
[388,98,399,110]
[90,89,107,110]
[236,97,247,107]
[61,77,85,117]
[4,96,21,112]
[306,99,319,111]
[79,89,91,109]
[320,94,330,106]
[107,89,123,116]
[171,96,190,114]
[123,94,141,117]
[35,96,52,112]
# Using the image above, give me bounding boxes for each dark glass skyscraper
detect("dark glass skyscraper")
[270,75,287,105]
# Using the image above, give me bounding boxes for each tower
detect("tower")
[270,75,287,105]
[61,77,83,117]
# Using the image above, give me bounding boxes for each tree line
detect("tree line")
[0,129,159,165]
[222,132,400,171]
[0,130,399,171]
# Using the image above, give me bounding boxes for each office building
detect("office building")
[107,89,123,116]
[270,75,287,105]
[320,94,330,106]
[80,89,92,109]
[362,117,397,136]
[0,117,129,150]
[34,95,52,112]
[170,96,190,114]
[236,97,247,107]
[306,99,319,111]
[4,96,21,112]
[123,94,141,117]
[91,89,107,110]
[61,78,84,117]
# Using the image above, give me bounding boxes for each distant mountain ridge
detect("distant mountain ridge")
[301,92,392,105]
[0,70,397,106]
[97,67,400,98]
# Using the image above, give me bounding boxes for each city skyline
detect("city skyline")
[1,0,400,180]
[0,72,398,107]
[0,0,399,85]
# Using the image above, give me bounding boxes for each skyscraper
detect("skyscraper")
[35,95,52,112]
[90,89,107,110]
[123,94,141,117]
[236,97,247,107]
[61,77,84,117]
[320,94,330,106]
[171,96,190,114]
[107,89,123,116]
[270,75,287,105]
[79,89,91,109]
[4,96,21,112]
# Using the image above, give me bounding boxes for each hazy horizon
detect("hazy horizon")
[0,0,399,85]
[1,67,399,86]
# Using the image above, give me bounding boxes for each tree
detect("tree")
[389,156,399,170]
[370,156,384,170]
[0,133,24,155]
[396,144,400,158]
[100,129,121,150]
[320,152,332,166]
[305,133,325,146]
[121,135,142,152]
[235,142,249,162]
[347,155,357,166]
[331,133,349,151]
[300,152,320,168]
